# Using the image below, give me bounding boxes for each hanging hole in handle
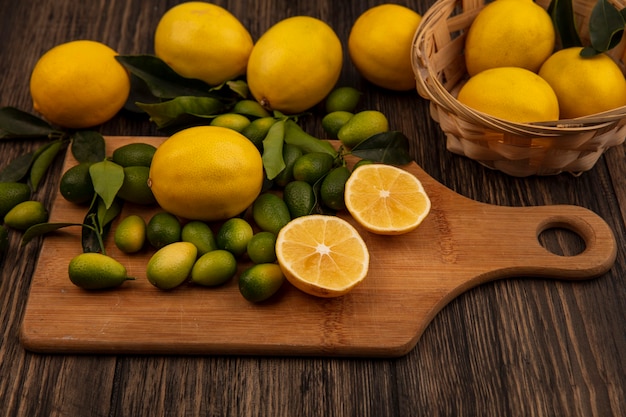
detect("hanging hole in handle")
[537,226,586,256]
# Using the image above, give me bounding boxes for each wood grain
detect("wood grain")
[1,0,625,416]
[19,137,617,357]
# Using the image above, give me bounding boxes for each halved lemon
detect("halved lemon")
[345,164,431,235]
[275,215,370,298]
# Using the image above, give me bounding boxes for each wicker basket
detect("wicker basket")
[412,0,626,176]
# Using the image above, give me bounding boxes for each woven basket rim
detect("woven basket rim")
[411,0,626,137]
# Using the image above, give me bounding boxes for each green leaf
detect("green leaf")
[136,96,229,130]
[123,74,160,113]
[81,198,123,253]
[588,0,625,53]
[283,120,338,157]
[97,197,123,229]
[71,130,106,163]
[0,151,34,182]
[223,80,249,99]
[116,55,213,99]
[89,160,124,209]
[29,139,66,191]
[21,222,84,246]
[82,211,101,253]
[261,119,286,180]
[548,0,582,48]
[0,107,57,139]
[350,131,413,165]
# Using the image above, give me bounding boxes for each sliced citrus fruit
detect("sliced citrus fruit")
[344,164,431,235]
[275,215,369,298]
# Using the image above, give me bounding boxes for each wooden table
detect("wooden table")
[1,1,625,416]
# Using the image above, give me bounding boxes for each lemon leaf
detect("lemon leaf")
[283,120,337,157]
[70,130,106,163]
[224,80,249,99]
[97,196,123,229]
[548,0,582,48]
[123,74,158,113]
[586,0,625,53]
[81,212,102,253]
[262,119,286,180]
[116,55,212,99]
[0,107,58,140]
[29,139,66,192]
[81,198,123,254]
[350,131,413,165]
[21,222,85,247]
[136,96,229,131]
[0,151,34,182]
[89,160,124,209]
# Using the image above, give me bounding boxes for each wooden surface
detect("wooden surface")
[1,0,626,416]
[20,136,618,358]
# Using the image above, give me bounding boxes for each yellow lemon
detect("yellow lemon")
[457,67,559,123]
[344,164,431,235]
[275,215,369,298]
[246,16,343,114]
[539,47,626,119]
[348,4,422,91]
[148,126,263,222]
[29,40,130,129]
[464,0,555,76]
[154,2,253,85]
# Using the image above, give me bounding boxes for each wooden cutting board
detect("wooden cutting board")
[20,136,617,357]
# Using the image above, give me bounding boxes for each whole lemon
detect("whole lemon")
[29,40,130,129]
[464,0,555,76]
[348,4,422,91]
[154,2,253,86]
[539,47,626,119]
[457,67,559,123]
[148,126,263,222]
[247,16,343,114]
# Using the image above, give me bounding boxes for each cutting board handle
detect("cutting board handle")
[473,203,618,281]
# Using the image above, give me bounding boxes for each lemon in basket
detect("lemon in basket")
[538,47,626,119]
[464,0,555,76]
[348,4,422,91]
[457,67,559,123]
